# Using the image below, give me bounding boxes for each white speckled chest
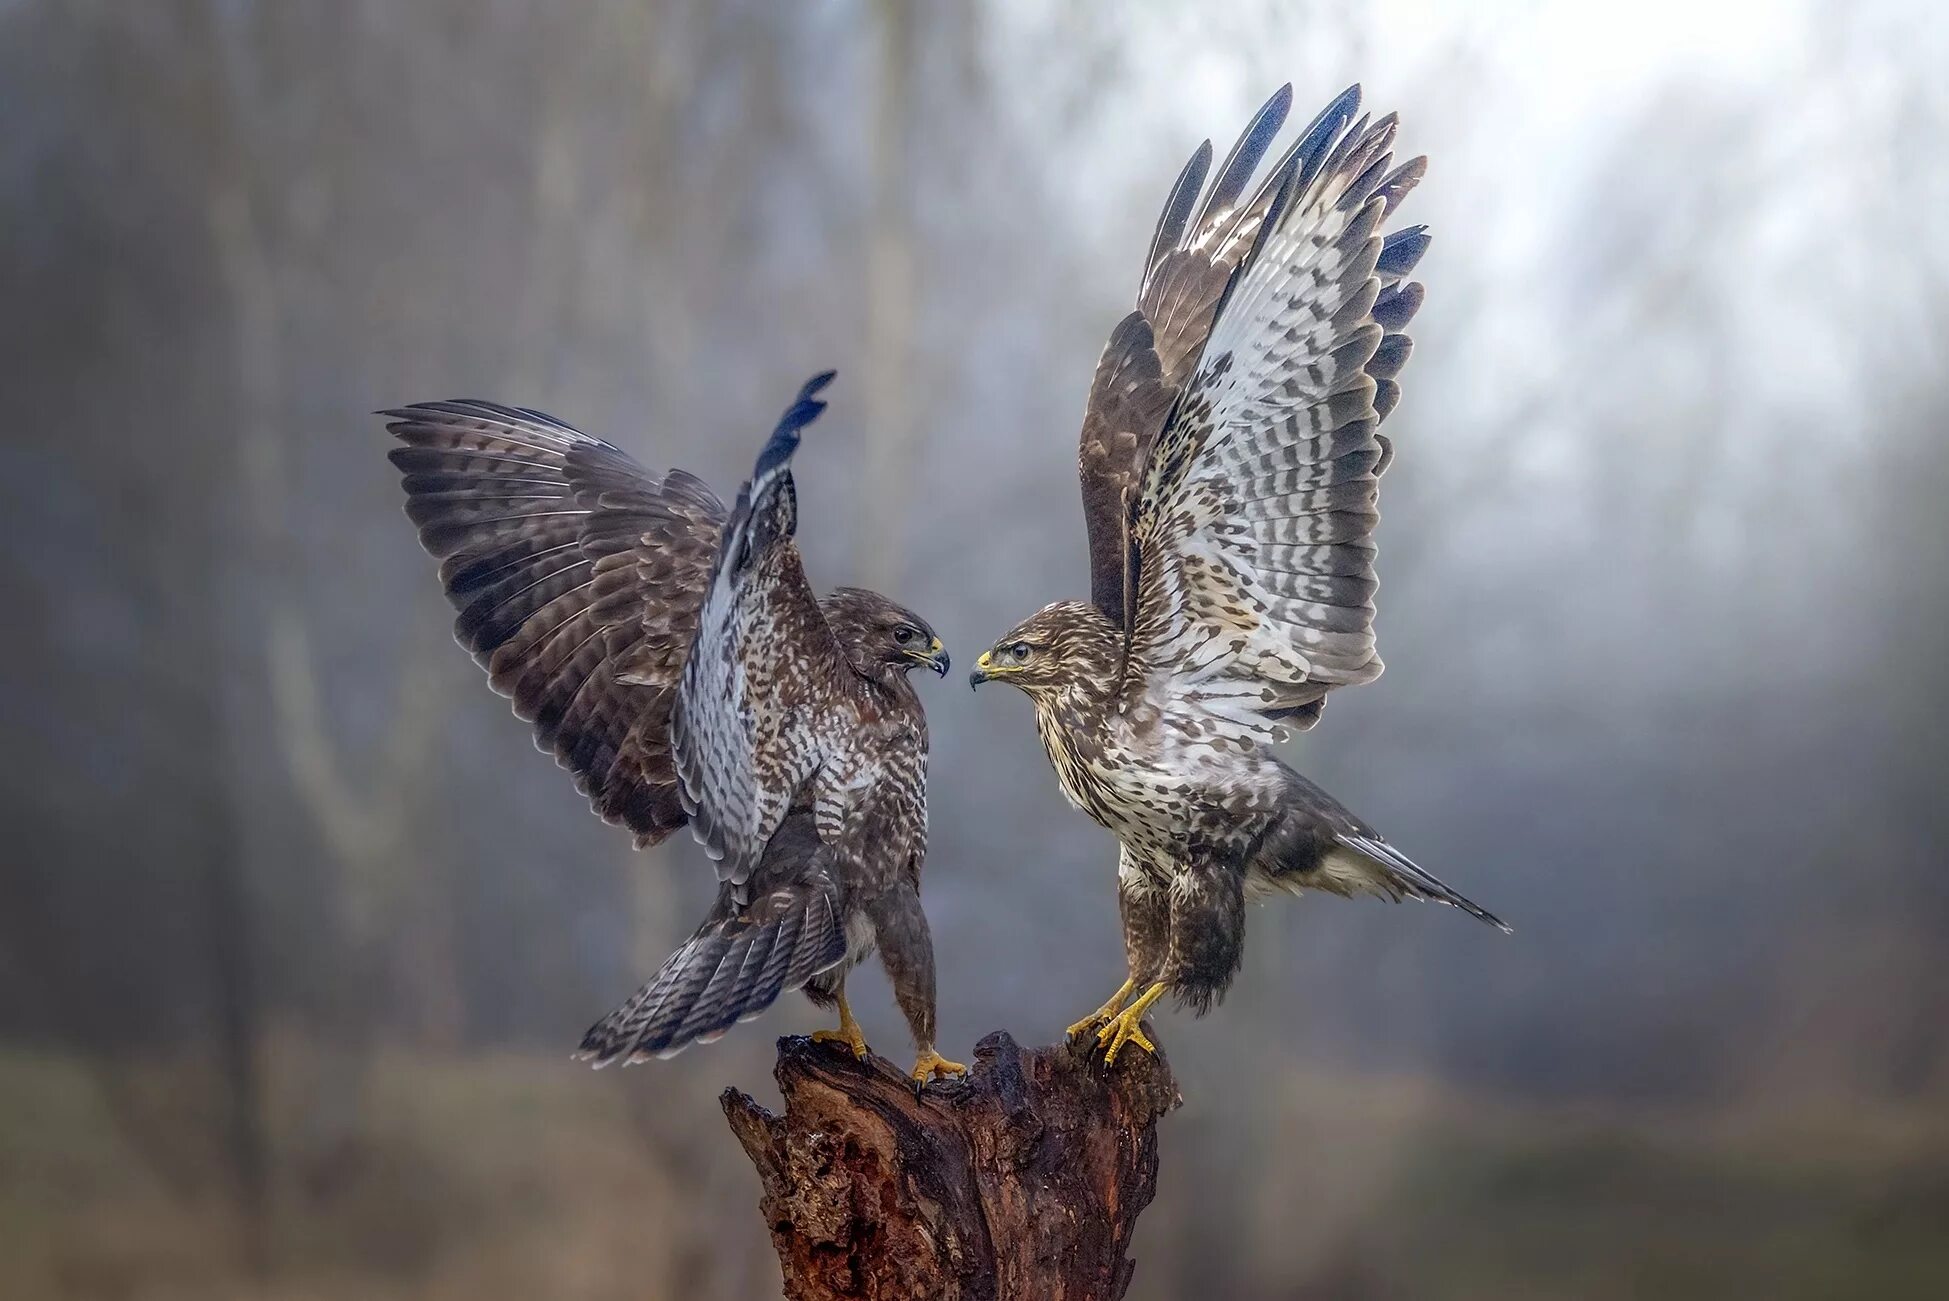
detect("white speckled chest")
[1034,689,1283,867]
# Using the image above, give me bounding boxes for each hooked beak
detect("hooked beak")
[908,636,950,678]
[969,649,993,690]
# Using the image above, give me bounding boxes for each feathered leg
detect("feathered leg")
[868,879,966,1085]
[1160,855,1247,1015]
[1097,851,1244,1064]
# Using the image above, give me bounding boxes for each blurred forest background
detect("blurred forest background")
[5,1,1948,1298]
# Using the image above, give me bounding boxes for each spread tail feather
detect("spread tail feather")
[1331,833,1511,932]
[1261,769,1511,932]
[574,882,846,1066]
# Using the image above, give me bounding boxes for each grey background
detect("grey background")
[4,2,1946,1298]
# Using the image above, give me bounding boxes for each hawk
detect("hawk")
[386,373,966,1084]
[970,85,1508,1064]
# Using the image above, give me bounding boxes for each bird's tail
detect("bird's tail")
[1326,832,1512,933]
[575,880,847,1067]
[1259,771,1511,932]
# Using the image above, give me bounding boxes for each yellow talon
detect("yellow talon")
[1100,1015,1155,1064]
[1097,983,1168,1065]
[810,993,869,1059]
[1066,976,1139,1041]
[911,1049,967,1085]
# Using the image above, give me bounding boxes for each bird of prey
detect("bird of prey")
[970,85,1508,1064]
[385,373,966,1084]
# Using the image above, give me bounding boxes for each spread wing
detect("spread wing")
[385,399,726,847]
[1121,85,1429,735]
[1079,85,1359,624]
[670,372,849,888]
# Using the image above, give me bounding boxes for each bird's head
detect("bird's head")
[969,600,1118,701]
[821,586,949,684]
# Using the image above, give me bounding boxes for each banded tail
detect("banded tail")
[576,842,848,1065]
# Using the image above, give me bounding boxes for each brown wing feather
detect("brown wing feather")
[1118,87,1431,735]
[1078,84,1329,627]
[1078,312,1173,619]
[1139,83,1298,387]
[385,400,726,847]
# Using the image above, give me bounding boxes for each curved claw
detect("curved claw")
[810,993,869,1059]
[1067,976,1139,1042]
[1098,1009,1156,1065]
[1095,981,1167,1065]
[910,1049,967,1086]
[1065,1010,1115,1041]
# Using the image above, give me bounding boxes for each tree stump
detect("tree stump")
[721,1029,1181,1301]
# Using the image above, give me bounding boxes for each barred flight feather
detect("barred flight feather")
[385,399,724,845]
[1109,82,1430,734]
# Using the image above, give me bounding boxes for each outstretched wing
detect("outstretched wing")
[1123,85,1429,735]
[1079,85,1359,624]
[670,372,848,888]
[385,400,725,847]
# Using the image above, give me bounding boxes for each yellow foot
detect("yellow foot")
[1065,977,1139,1041]
[810,996,869,1059]
[811,1024,868,1058]
[1096,983,1167,1065]
[1065,1009,1116,1041]
[1097,1010,1155,1065]
[910,1049,968,1086]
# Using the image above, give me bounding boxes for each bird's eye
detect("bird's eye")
[1009,642,1032,663]
[893,626,915,645]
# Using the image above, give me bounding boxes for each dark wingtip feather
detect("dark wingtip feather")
[1145,138,1214,276]
[1367,333,1413,381]
[1294,84,1362,191]
[1371,280,1425,334]
[1201,84,1294,222]
[1376,156,1427,215]
[1373,379,1401,422]
[1377,226,1431,279]
[753,370,836,480]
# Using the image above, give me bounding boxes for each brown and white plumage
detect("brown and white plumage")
[389,398,721,846]
[974,85,1506,1061]
[387,375,963,1079]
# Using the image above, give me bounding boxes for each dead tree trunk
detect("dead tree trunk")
[721,1029,1181,1301]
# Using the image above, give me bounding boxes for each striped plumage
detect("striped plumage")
[387,375,964,1081]
[973,85,1507,1062]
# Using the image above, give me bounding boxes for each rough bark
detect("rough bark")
[721,1030,1181,1301]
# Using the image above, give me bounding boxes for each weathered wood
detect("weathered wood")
[721,1029,1181,1301]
